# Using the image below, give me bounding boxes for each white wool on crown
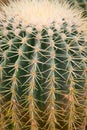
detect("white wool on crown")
[0,0,87,35]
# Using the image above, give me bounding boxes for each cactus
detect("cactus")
[0,0,87,130]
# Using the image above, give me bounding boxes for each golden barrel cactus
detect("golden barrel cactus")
[0,0,87,130]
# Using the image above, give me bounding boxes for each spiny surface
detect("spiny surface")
[0,0,87,130]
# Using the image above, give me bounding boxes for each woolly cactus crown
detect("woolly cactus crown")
[0,0,87,31]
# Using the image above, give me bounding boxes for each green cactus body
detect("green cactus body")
[0,0,87,130]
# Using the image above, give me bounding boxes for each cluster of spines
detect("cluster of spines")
[0,17,87,130]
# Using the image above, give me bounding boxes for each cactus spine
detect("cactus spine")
[0,0,87,130]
